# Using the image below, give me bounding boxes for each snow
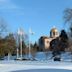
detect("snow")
[0,61,72,72]
[13,69,72,72]
[0,52,72,72]
[3,52,72,61]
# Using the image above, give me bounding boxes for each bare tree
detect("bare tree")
[64,8,72,61]
[0,18,7,36]
[64,8,72,36]
[66,37,72,61]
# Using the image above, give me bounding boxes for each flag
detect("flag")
[29,28,35,35]
[18,28,24,35]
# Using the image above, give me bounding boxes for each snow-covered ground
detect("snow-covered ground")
[0,52,72,72]
[0,61,72,72]
[13,69,72,72]
[4,52,72,61]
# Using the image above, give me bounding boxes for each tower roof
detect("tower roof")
[51,27,58,33]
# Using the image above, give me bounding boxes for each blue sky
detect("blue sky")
[0,0,72,43]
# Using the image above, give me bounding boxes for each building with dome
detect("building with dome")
[39,27,59,51]
[50,27,59,38]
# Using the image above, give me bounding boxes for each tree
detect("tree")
[31,42,37,60]
[0,38,5,59]
[4,33,16,56]
[63,8,72,61]
[22,40,27,55]
[50,30,68,61]
[39,36,45,52]
[0,18,7,36]
[64,8,72,36]
[59,30,69,51]
[50,37,61,61]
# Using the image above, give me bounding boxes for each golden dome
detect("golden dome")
[51,28,58,32]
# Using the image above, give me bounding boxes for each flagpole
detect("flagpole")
[18,28,24,60]
[16,31,19,59]
[20,34,22,59]
[29,31,31,59]
[28,28,34,59]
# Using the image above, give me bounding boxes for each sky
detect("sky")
[0,0,72,43]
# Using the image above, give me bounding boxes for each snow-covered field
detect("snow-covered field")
[4,52,72,61]
[13,69,72,72]
[0,61,72,72]
[0,52,72,72]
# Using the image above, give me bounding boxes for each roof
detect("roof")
[50,28,58,32]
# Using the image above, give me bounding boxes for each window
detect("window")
[53,32,55,36]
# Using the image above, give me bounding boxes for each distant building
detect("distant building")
[39,27,59,51]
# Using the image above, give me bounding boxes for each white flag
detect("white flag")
[29,28,35,35]
[18,28,24,35]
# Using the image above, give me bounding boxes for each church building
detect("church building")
[39,27,59,51]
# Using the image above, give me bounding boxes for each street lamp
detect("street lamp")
[18,28,24,60]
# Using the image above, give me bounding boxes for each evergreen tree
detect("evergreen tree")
[31,42,37,60]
